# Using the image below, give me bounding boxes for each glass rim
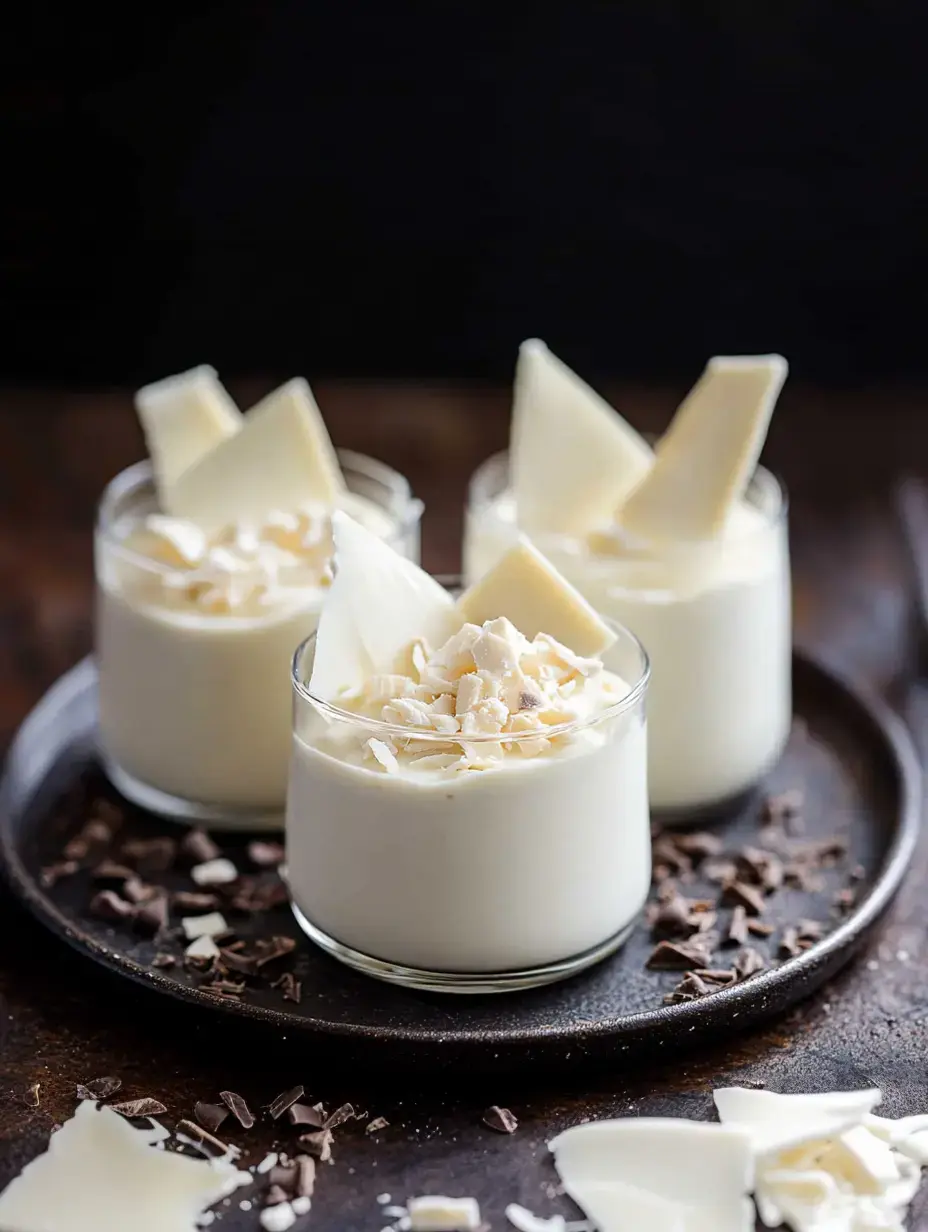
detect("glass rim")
[95,452,425,575]
[470,447,789,546]
[290,587,651,745]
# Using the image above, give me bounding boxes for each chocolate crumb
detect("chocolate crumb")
[733,947,766,980]
[673,832,724,862]
[646,938,714,971]
[299,1128,334,1161]
[176,1118,227,1155]
[366,1116,389,1134]
[324,1102,355,1130]
[111,1097,168,1117]
[778,927,804,959]
[271,972,302,1003]
[120,837,176,873]
[174,891,221,912]
[746,918,775,937]
[194,1101,229,1133]
[89,890,134,921]
[39,860,79,887]
[293,1155,316,1198]
[268,1086,305,1120]
[220,1090,255,1129]
[201,977,246,999]
[151,952,177,969]
[719,881,766,916]
[179,829,221,866]
[91,860,134,886]
[247,840,285,868]
[483,1105,518,1134]
[76,1076,122,1101]
[133,894,169,937]
[288,1103,325,1129]
[725,906,749,947]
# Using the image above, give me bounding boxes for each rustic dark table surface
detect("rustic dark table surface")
[0,381,926,1229]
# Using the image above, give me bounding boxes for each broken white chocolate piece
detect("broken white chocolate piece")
[406,1194,482,1231]
[184,935,221,961]
[135,365,242,512]
[169,377,344,533]
[616,354,788,542]
[457,539,616,658]
[0,1099,248,1232]
[190,859,238,887]
[511,339,653,537]
[180,912,229,941]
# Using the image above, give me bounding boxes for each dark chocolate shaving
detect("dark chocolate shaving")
[797,919,826,943]
[288,1103,325,1129]
[719,881,766,916]
[366,1116,389,1133]
[89,890,134,921]
[39,860,79,887]
[293,1155,316,1198]
[673,831,724,862]
[693,968,737,985]
[324,1102,355,1129]
[76,1076,122,1101]
[174,891,221,912]
[111,1097,168,1117]
[268,1086,305,1120]
[271,972,302,1003]
[120,837,177,872]
[483,1105,518,1134]
[725,906,749,947]
[648,893,696,940]
[646,938,714,971]
[219,1090,255,1129]
[735,847,784,893]
[298,1128,333,1161]
[133,894,169,936]
[746,918,775,937]
[179,829,221,866]
[91,860,134,885]
[252,935,297,968]
[248,841,285,868]
[176,1118,228,1155]
[733,947,766,980]
[195,1101,230,1133]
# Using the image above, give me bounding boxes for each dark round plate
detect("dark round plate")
[0,653,920,1071]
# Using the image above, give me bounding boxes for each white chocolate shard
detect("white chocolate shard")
[169,377,344,531]
[616,354,788,542]
[0,1100,248,1232]
[511,339,653,537]
[309,511,460,700]
[135,365,242,511]
[457,538,616,658]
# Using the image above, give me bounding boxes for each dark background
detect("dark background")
[5,2,928,388]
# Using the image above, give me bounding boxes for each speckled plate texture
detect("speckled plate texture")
[0,653,919,1072]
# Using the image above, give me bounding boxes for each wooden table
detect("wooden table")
[1,382,926,1229]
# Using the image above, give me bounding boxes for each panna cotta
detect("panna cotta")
[286,516,650,991]
[463,342,791,815]
[95,366,422,826]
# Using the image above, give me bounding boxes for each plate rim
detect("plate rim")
[0,651,921,1052]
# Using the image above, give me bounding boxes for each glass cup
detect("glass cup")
[464,450,791,818]
[94,450,423,829]
[286,602,651,993]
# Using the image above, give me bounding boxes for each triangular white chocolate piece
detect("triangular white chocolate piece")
[456,537,616,657]
[0,1101,247,1232]
[309,512,460,700]
[511,340,653,537]
[169,377,344,531]
[135,365,242,510]
[549,1118,755,1230]
[616,354,788,542]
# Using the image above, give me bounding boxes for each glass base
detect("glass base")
[290,901,637,994]
[101,753,283,831]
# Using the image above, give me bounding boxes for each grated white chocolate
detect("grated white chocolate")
[327,617,629,775]
[121,504,337,615]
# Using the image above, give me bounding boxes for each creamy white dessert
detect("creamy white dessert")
[286,518,650,988]
[464,341,792,813]
[95,367,421,825]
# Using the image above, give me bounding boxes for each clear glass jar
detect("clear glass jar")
[286,604,650,993]
[464,450,791,818]
[95,451,423,829]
